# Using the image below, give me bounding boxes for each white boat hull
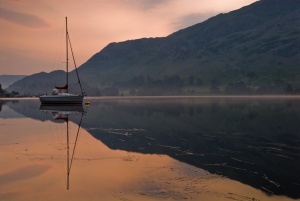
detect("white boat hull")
[39,94,84,104]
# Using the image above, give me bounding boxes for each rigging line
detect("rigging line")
[67,32,84,95]
[69,112,84,173]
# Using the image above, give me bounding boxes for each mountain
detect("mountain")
[0,75,26,89]
[4,70,84,96]
[7,0,300,95]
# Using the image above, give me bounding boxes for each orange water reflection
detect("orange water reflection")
[0,117,296,201]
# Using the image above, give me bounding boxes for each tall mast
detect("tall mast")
[66,16,69,93]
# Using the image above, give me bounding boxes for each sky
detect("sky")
[0,0,257,75]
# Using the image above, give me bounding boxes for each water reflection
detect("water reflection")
[1,97,300,199]
[90,98,300,199]
[39,105,85,190]
[80,98,300,199]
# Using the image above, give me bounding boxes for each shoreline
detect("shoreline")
[2,95,300,101]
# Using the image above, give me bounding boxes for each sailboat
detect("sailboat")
[39,17,85,105]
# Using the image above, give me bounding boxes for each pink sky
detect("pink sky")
[0,0,257,75]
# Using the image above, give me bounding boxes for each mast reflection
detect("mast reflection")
[39,105,85,190]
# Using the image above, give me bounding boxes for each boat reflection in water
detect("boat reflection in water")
[39,105,85,113]
[39,104,85,190]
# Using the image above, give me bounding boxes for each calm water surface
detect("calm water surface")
[0,97,300,201]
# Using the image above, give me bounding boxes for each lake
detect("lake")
[0,96,300,201]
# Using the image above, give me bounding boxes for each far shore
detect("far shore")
[2,95,300,101]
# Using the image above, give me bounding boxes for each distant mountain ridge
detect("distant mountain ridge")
[7,0,300,95]
[0,75,26,89]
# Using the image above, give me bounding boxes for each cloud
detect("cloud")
[173,12,217,30]
[0,7,49,28]
[128,0,169,10]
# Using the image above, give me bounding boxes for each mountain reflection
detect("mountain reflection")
[4,97,300,198]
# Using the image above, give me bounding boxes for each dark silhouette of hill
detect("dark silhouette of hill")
[0,75,25,89]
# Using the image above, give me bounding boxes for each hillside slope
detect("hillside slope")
[8,0,300,95]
